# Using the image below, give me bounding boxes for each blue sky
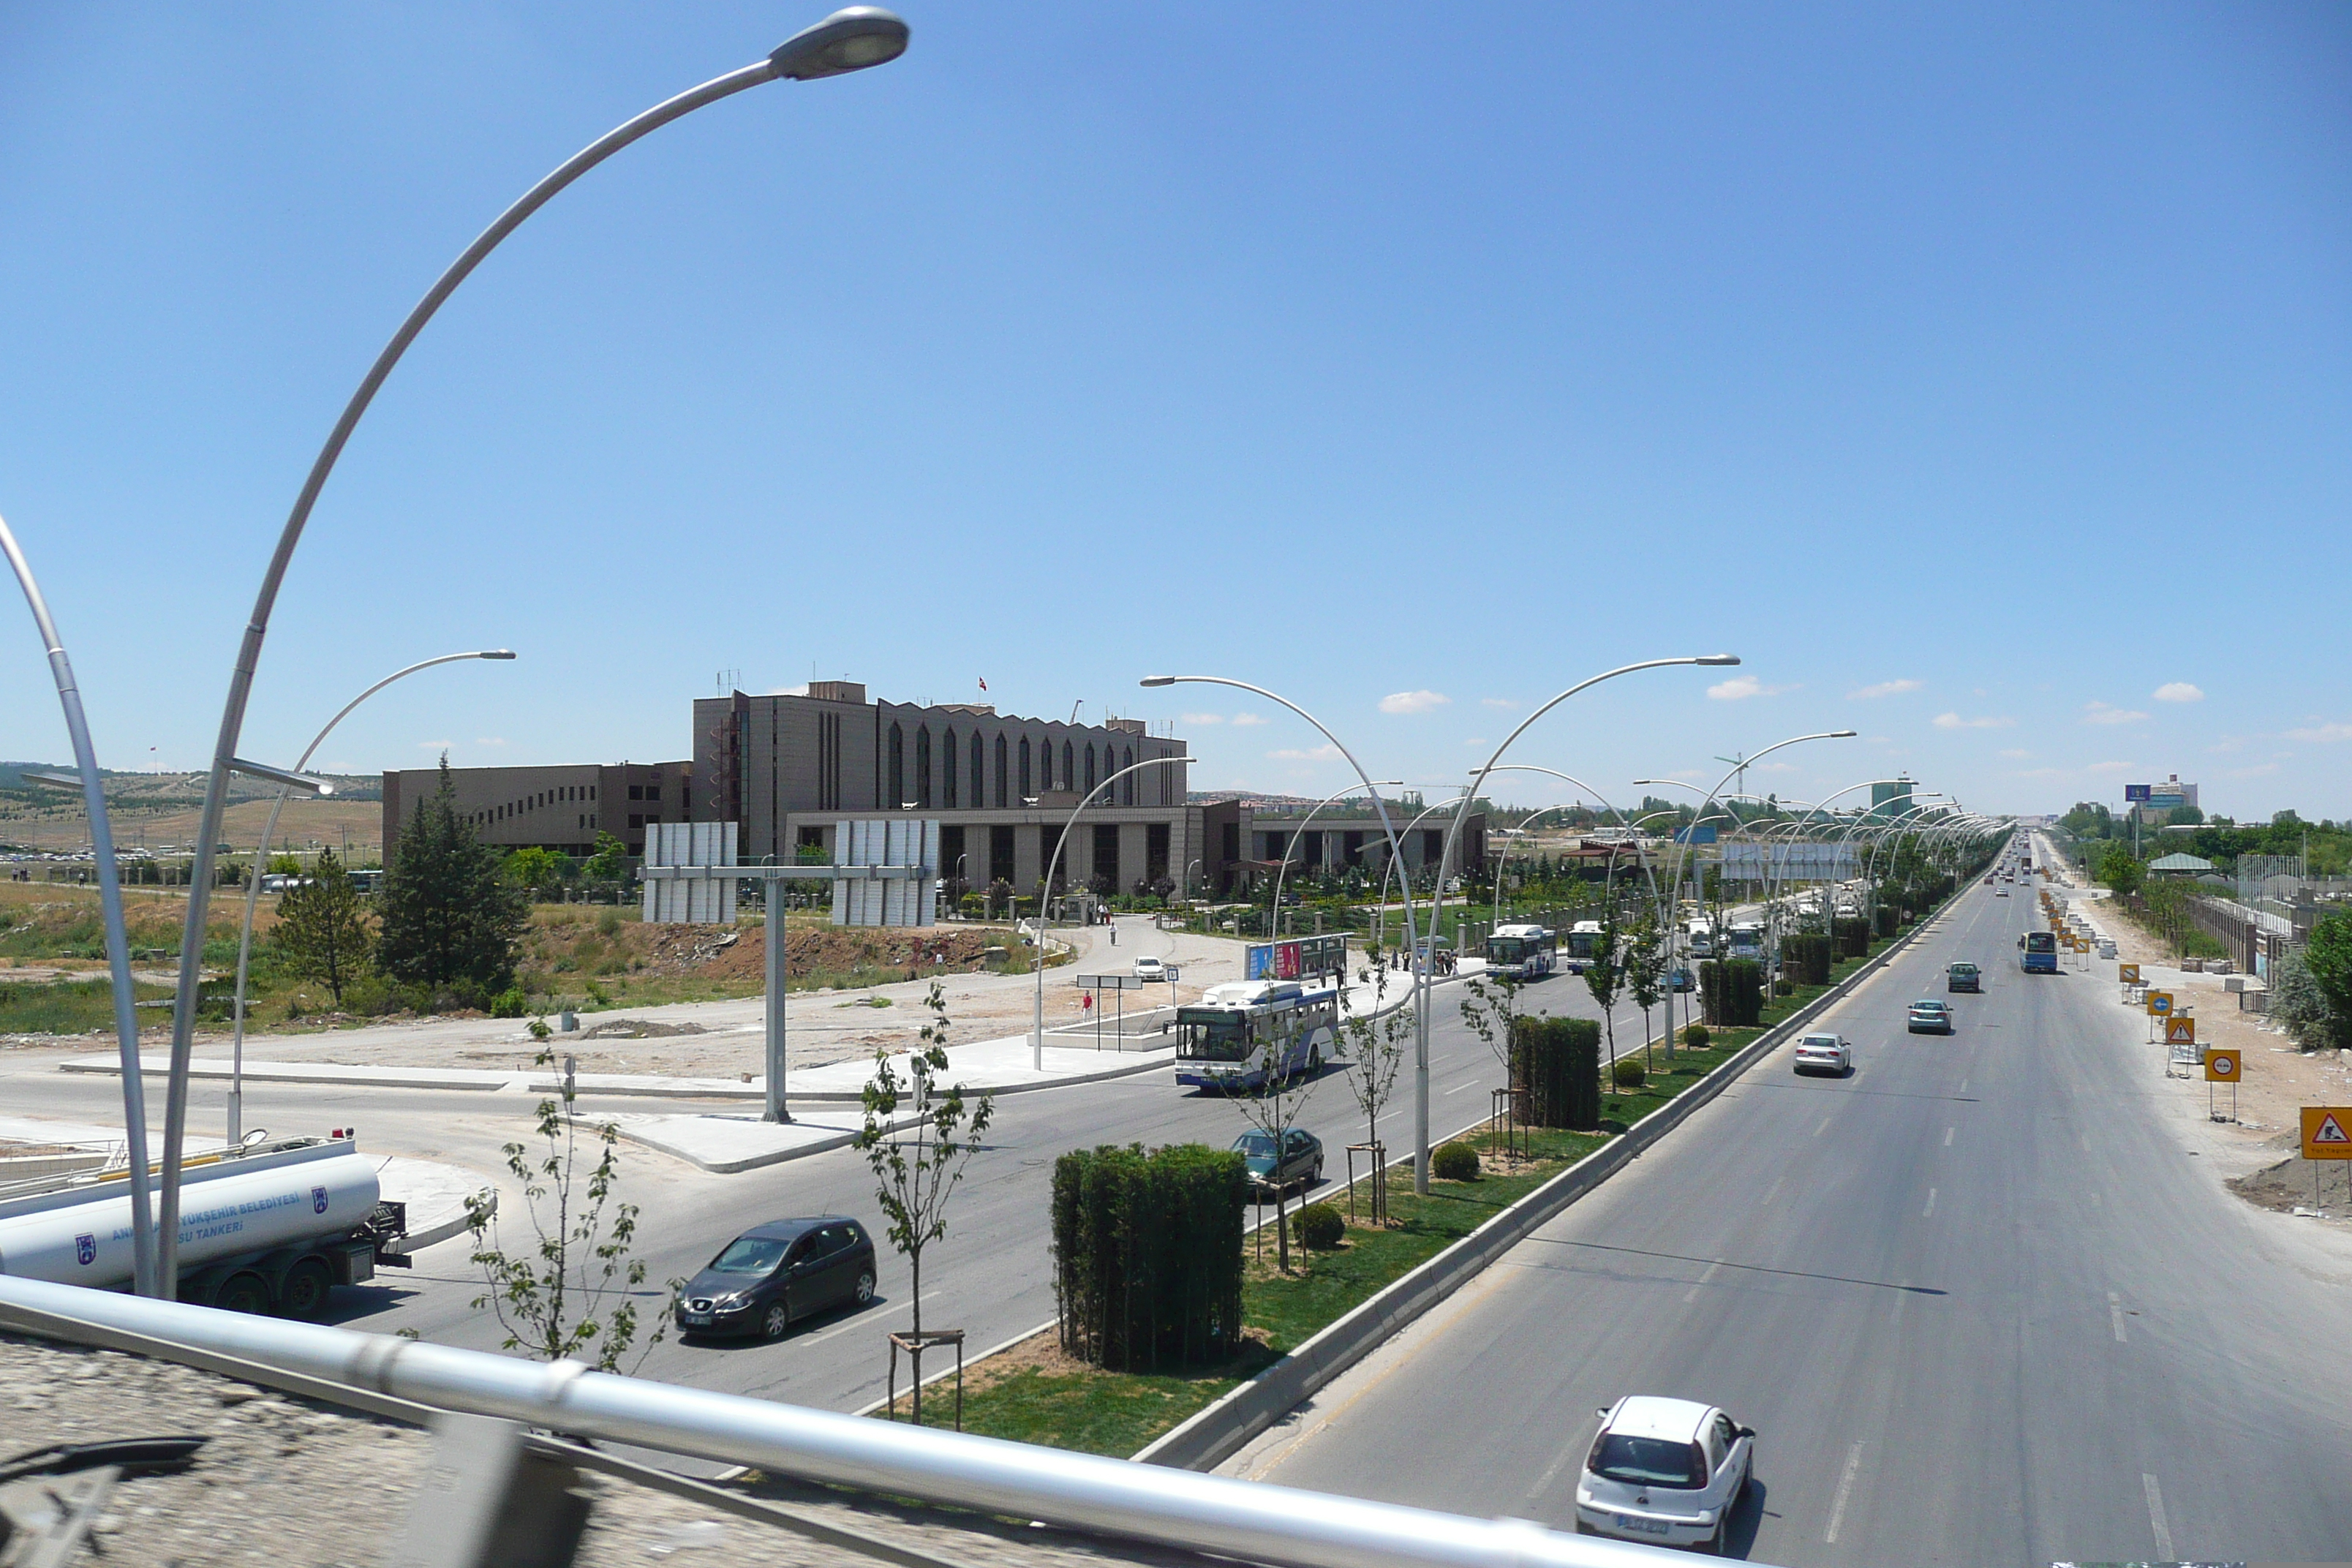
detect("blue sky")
[2,4,2345,823]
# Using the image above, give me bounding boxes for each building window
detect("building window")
[1062,741,1074,795]
[993,734,1006,807]
[989,823,1015,883]
[943,729,958,808]
[1018,737,1030,801]
[1122,746,1134,804]
[629,785,644,801]
[970,731,984,812]
[589,785,596,800]
[647,785,660,802]
[888,723,905,809]
[916,724,932,809]
[1084,744,1096,798]
[630,813,643,829]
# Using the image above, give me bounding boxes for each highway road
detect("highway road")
[1233,874,2352,1562]
[0,924,1659,1422]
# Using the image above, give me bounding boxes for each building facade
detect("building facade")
[381,761,691,861]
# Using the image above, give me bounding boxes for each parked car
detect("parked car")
[675,1216,878,1341]
[1792,1032,1852,1075]
[1946,962,1980,993]
[1133,954,1166,982]
[1233,1128,1322,1194]
[1575,1395,1754,1553]
[1907,999,1956,1035]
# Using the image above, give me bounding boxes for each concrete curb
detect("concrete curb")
[1131,896,1957,1471]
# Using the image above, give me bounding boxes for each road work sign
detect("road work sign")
[2204,1047,2237,1082]
[2166,1016,2196,1047]
[2302,1108,2352,1161]
[2146,990,2174,1017]
[2119,962,2141,985]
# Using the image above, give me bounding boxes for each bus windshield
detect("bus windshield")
[1488,936,1529,963]
[2025,932,2056,954]
[1177,1009,1251,1062]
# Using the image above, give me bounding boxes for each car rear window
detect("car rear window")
[1587,1433,1705,1488]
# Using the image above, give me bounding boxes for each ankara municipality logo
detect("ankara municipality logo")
[312,1186,329,1215]
[75,1232,96,1266]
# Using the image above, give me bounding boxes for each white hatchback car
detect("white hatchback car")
[1575,1395,1754,1553]
[1132,955,1166,982]
[1792,1032,1852,1076]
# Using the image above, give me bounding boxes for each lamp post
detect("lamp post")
[1421,655,1738,1191]
[1,511,159,1296]
[1034,756,1189,1068]
[1267,782,1402,946]
[151,7,911,1289]
[226,649,516,1143]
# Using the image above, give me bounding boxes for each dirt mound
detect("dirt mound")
[636,922,1015,985]
[2227,1151,2352,1218]
[576,1018,709,1040]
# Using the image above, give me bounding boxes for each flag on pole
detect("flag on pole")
[979,676,988,693]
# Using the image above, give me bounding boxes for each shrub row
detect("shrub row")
[1510,1015,1602,1131]
[1701,958,1764,1027]
[1052,1142,1246,1371]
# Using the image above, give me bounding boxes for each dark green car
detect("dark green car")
[1947,962,1980,993]
[1234,1128,1323,1194]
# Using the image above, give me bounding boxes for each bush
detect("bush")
[1612,1057,1647,1089]
[1432,1142,1482,1181]
[1782,932,1833,987]
[1292,1202,1345,1250]
[1682,1022,1711,1049]
[1774,978,1795,997]
[1833,916,1871,960]
[1052,1142,1247,1371]
[1512,1015,1600,1131]
[1701,960,1763,1027]
[489,987,528,1018]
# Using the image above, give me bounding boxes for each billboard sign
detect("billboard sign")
[1245,933,1346,982]
[2124,783,2152,803]
[1673,825,1718,845]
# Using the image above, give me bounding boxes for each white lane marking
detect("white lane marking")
[1682,1260,1722,1304]
[1526,1439,1583,1501]
[1762,1175,1786,1206]
[1943,1126,1955,1147]
[2081,1131,2092,1153]
[2143,1473,2174,1560]
[1814,1115,1833,1137]
[1892,1277,1911,1326]
[1958,1076,1968,1093]
[1444,1080,1482,1096]
[1825,1441,1865,1542]
[1922,1188,1937,1218]
[2089,1191,2102,1209]
[800,1289,941,1346]
[2108,1291,2128,1343]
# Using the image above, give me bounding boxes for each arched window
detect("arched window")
[1084,744,1096,797]
[970,731,984,810]
[1018,737,1031,801]
[995,734,1009,807]
[916,725,932,809]
[888,723,904,810]
[942,729,958,808]
[1063,741,1074,794]
[1123,746,1134,804]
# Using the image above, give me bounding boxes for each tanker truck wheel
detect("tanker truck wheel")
[216,1272,273,1315]
[278,1259,333,1320]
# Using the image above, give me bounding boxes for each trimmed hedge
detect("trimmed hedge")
[1512,1015,1600,1131]
[1782,933,1833,987]
[1612,1057,1647,1089]
[1052,1142,1246,1371]
[1682,1022,1711,1049]
[1432,1142,1482,1181]
[1292,1202,1345,1250]
[1874,905,1899,939]
[1833,916,1872,960]
[1701,958,1764,1027]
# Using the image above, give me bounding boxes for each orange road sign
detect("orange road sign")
[2167,1017,2198,1047]
[2302,1107,2352,1161]
[2146,990,2174,1017]
[2204,1047,2236,1081]
[2119,962,2141,984]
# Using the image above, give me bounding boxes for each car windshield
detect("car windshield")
[1801,1035,1839,1048]
[709,1235,791,1274]
[1588,1433,1705,1488]
[1236,1133,1278,1157]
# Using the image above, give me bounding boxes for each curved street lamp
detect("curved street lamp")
[1033,755,1190,1068]
[226,649,517,1142]
[152,8,911,1286]
[1267,782,1402,943]
[0,511,159,1295]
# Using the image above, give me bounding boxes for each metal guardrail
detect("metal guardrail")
[0,1274,1696,1568]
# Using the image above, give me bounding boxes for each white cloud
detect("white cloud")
[1268,744,1341,762]
[1847,679,1923,700]
[2284,720,2352,743]
[2009,766,2066,780]
[1707,676,1797,701]
[1932,712,2014,730]
[1379,690,1451,715]
[1667,769,1708,783]
[1480,697,1518,710]
[2153,682,2204,704]
[1998,748,2032,760]
[1231,712,1269,727]
[2205,736,2246,754]
[764,683,810,697]
[1464,738,1488,747]
[2083,701,2148,726]
[1752,760,1799,774]
[1180,712,1224,725]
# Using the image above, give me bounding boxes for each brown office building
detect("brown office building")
[381,761,691,860]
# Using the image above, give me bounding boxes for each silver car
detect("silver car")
[1792,1032,1852,1076]
[1575,1395,1754,1553]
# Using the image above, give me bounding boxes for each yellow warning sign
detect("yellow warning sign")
[2146,990,2174,1017]
[2204,1047,2237,1082]
[2119,962,2141,985]
[2302,1107,2352,1161]
[2167,1017,2197,1047]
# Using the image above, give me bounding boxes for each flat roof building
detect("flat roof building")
[382,761,690,861]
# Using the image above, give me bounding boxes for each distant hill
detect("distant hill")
[0,763,381,803]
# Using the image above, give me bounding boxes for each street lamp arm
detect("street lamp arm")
[1033,754,1190,1068]
[1270,782,1403,938]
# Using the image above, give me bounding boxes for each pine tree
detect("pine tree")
[272,846,374,1003]
[377,758,532,1001]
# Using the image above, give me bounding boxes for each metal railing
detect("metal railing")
[0,1274,1705,1568]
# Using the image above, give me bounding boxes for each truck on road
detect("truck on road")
[0,1134,410,1317]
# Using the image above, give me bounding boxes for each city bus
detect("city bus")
[2019,930,2059,974]
[1175,980,1340,1093]
[1564,920,1605,973]
[1484,924,1558,981]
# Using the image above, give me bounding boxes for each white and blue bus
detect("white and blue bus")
[1175,980,1339,1093]
[1564,919,1605,973]
[1485,924,1558,981]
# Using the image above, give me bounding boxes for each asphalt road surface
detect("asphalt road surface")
[1237,877,2352,1564]
[1,941,1661,1424]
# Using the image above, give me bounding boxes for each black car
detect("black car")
[674,1215,878,1341]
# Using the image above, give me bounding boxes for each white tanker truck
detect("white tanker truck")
[0,1133,410,1317]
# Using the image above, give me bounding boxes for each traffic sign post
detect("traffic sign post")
[2299,1107,2352,1211]
[1074,973,1147,1051]
[2204,1044,2238,1123]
